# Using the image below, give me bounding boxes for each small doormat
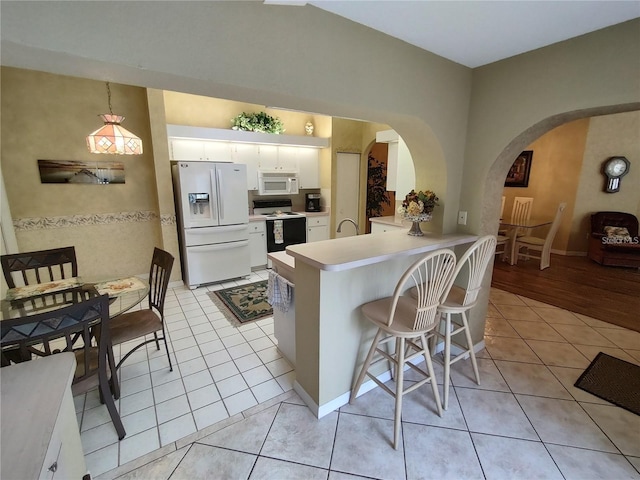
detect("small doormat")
[207,280,272,327]
[574,352,640,416]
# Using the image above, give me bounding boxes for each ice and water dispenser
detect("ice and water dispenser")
[188,193,210,216]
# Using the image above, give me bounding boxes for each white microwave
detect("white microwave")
[258,170,299,195]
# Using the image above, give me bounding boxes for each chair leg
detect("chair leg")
[461,311,480,385]
[421,333,442,418]
[153,332,161,350]
[350,328,384,403]
[429,314,442,354]
[540,249,550,270]
[107,344,121,400]
[443,312,452,410]
[99,352,126,440]
[162,328,173,372]
[390,337,400,381]
[393,337,405,450]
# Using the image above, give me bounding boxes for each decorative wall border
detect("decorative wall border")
[13,210,165,231]
[160,214,176,226]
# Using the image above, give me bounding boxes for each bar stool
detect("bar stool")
[420,235,497,409]
[349,249,457,449]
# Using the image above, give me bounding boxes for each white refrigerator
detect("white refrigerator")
[172,161,250,289]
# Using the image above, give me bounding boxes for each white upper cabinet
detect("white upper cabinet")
[170,139,233,162]
[256,145,296,171]
[167,125,327,191]
[167,124,329,148]
[232,144,260,190]
[295,148,320,189]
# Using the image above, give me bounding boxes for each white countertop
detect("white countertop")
[286,231,478,272]
[369,215,408,227]
[268,251,295,269]
[1,352,77,480]
[268,251,296,283]
[302,210,330,217]
[249,210,329,222]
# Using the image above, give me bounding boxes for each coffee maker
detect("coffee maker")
[305,193,322,212]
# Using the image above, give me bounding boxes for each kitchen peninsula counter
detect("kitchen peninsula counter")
[285,231,477,418]
[287,230,475,272]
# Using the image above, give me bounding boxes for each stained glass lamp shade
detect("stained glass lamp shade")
[86,82,143,155]
[86,114,143,155]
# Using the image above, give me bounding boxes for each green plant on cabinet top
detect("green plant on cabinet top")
[231,112,285,134]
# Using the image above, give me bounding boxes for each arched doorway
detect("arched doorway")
[483,104,640,236]
[484,104,640,330]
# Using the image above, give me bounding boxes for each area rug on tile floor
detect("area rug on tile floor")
[574,352,640,416]
[207,280,272,327]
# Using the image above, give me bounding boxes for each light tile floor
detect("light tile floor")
[82,280,640,479]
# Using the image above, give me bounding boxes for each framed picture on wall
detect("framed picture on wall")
[38,159,125,184]
[504,151,533,188]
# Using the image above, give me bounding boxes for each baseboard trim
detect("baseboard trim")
[550,249,587,257]
[295,339,485,419]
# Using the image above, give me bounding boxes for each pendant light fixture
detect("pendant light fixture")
[86,82,143,155]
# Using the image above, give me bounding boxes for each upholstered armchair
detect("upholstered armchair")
[587,211,640,268]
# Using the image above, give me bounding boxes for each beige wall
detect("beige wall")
[461,19,639,342]
[503,118,589,253]
[1,3,638,402]
[501,112,640,254]
[1,1,472,234]
[570,111,640,251]
[162,90,333,214]
[464,20,640,239]
[0,67,163,280]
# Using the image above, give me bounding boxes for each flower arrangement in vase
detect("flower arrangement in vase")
[398,189,439,236]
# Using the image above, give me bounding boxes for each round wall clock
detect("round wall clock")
[602,156,630,193]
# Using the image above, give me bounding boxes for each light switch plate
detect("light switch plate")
[458,211,468,225]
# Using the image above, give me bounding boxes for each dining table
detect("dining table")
[499,218,554,265]
[0,276,146,444]
[0,276,149,321]
[0,275,149,372]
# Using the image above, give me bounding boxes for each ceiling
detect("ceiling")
[303,1,640,68]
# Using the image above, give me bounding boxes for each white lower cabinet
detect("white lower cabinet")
[249,221,267,268]
[370,221,405,234]
[307,215,329,242]
[1,353,87,480]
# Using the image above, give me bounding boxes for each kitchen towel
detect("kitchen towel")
[274,219,284,244]
[267,270,293,312]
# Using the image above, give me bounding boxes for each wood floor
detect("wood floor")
[491,254,640,332]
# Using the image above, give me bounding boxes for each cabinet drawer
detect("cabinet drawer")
[307,216,328,227]
[249,221,266,234]
[370,222,405,234]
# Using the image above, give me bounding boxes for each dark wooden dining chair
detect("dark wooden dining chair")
[0,288,126,439]
[109,247,175,371]
[1,246,78,288]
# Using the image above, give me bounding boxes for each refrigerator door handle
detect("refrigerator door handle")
[209,169,218,220]
[216,168,224,220]
[187,225,248,234]
[188,240,249,252]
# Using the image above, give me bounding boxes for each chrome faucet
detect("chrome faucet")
[337,218,360,235]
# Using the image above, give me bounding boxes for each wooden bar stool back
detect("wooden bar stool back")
[350,249,457,449]
[432,235,497,409]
